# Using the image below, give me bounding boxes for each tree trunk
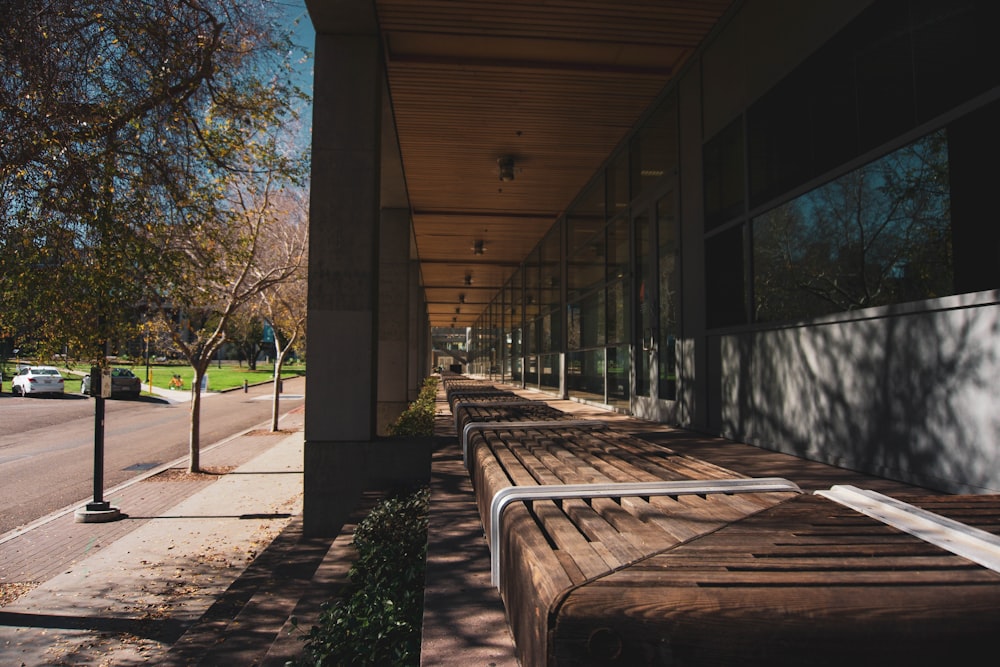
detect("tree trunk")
[189,366,206,472]
[270,358,282,432]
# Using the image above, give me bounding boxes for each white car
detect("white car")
[12,366,65,397]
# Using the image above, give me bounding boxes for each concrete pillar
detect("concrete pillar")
[377,208,412,435]
[304,4,382,537]
[408,258,423,402]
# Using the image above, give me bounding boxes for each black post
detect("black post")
[76,367,119,521]
[86,394,109,511]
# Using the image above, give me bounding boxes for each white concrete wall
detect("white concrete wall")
[673,0,1000,493]
[717,292,1000,493]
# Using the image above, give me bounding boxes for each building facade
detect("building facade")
[305,0,1000,534]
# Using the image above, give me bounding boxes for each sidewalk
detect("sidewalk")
[0,406,324,666]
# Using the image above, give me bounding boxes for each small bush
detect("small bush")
[388,377,439,437]
[291,487,430,667]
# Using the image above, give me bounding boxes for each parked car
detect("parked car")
[81,367,142,398]
[11,366,65,396]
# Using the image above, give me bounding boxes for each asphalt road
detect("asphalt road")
[0,375,305,535]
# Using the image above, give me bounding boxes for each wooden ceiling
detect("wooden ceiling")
[312,1,735,328]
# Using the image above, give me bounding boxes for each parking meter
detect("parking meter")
[90,366,112,398]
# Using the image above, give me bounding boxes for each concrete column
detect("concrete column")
[408,258,423,402]
[377,208,411,435]
[304,6,382,537]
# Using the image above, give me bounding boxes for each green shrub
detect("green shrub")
[387,377,439,437]
[291,487,430,667]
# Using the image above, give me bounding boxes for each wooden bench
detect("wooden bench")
[442,378,1000,666]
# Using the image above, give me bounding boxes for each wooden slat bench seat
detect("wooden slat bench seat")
[443,379,803,665]
[440,378,1000,665]
[550,493,1000,666]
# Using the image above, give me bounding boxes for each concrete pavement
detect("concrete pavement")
[0,400,324,666]
[0,378,520,666]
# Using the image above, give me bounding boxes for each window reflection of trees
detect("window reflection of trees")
[754,130,953,322]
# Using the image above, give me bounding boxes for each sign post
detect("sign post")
[75,366,121,523]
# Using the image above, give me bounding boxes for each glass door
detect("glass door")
[634,209,655,400]
[632,185,680,419]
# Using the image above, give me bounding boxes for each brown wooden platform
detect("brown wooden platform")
[444,377,1000,667]
[552,493,1000,666]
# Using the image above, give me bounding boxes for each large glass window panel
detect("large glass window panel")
[632,93,679,200]
[539,310,560,354]
[753,130,952,323]
[950,98,1000,294]
[579,289,605,349]
[606,344,630,409]
[658,193,680,401]
[606,216,630,282]
[704,117,745,230]
[854,2,915,152]
[524,317,537,355]
[540,353,559,390]
[568,175,606,255]
[510,327,522,382]
[913,1,1000,124]
[635,210,653,398]
[569,232,605,298]
[540,220,562,315]
[525,355,538,386]
[567,348,605,403]
[524,247,540,322]
[606,280,629,346]
[607,149,630,218]
[706,225,746,328]
[747,71,812,209]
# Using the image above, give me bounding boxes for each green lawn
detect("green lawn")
[56,362,305,394]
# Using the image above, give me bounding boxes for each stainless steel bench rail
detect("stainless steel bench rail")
[490,477,803,588]
[816,485,1000,574]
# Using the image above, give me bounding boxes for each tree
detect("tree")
[255,190,309,431]
[1,1,309,472]
[0,0,308,364]
[226,305,268,370]
[151,140,308,471]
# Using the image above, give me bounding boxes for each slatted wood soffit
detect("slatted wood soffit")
[312,1,734,327]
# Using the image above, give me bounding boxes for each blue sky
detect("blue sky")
[273,1,315,151]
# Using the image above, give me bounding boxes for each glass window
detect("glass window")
[854,3,915,152]
[524,316,537,355]
[524,247,540,321]
[539,312,556,354]
[631,93,679,199]
[567,348,605,403]
[525,355,538,386]
[704,117,745,230]
[510,326,522,382]
[606,216,629,283]
[949,98,1000,294]
[747,71,813,208]
[913,1,1000,123]
[753,130,952,323]
[658,193,680,400]
[606,280,629,345]
[569,230,605,297]
[607,149,630,218]
[540,353,559,390]
[706,225,746,328]
[580,289,605,349]
[540,220,562,315]
[606,344,630,408]
[568,175,606,255]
